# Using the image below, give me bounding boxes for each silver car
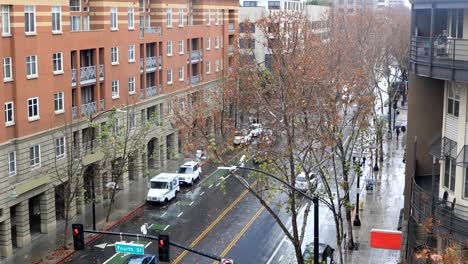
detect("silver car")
[295,172,317,192]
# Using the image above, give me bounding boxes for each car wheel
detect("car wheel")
[164,198,169,203]
[189,178,194,186]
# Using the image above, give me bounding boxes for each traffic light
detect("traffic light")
[72,224,85,250]
[158,234,170,261]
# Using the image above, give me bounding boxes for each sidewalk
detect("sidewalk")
[2,158,189,264]
[344,102,407,263]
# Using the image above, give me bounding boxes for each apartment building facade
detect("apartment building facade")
[404,0,468,260]
[0,0,237,257]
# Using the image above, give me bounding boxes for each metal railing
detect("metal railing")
[82,139,100,153]
[145,26,162,36]
[411,179,468,242]
[71,69,77,85]
[190,50,202,63]
[99,64,104,80]
[228,23,235,32]
[228,45,234,54]
[191,75,202,85]
[158,56,163,69]
[80,65,97,84]
[146,86,156,97]
[140,89,144,100]
[140,58,144,72]
[100,99,105,112]
[411,36,468,71]
[146,56,157,70]
[72,106,78,120]
[81,101,97,117]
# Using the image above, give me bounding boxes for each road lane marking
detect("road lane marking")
[175,201,180,205]
[189,201,194,206]
[145,242,152,248]
[216,182,221,187]
[171,180,259,264]
[279,255,284,262]
[177,212,183,218]
[213,206,266,263]
[161,212,167,217]
[200,191,205,196]
[209,184,214,188]
[103,252,120,264]
[164,225,170,231]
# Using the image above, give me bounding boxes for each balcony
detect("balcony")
[158,56,163,70]
[158,84,162,95]
[82,139,100,154]
[71,65,104,86]
[146,86,157,97]
[140,89,144,100]
[411,37,468,82]
[411,178,468,244]
[72,106,78,120]
[228,23,235,33]
[228,45,234,55]
[99,65,104,81]
[146,56,157,72]
[191,75,202,85]
[100,99,105,112]
[81,101,97,117]
[145,26,162,36]
[189,50,202,63]
[140,58,144,73]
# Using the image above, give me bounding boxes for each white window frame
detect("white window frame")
[55,136,66,159]
[207,37,211,50]
[110,7,118,31]
[215,36,219,49]
[178,66,184,81]
[215,9,219,25]
[4,101,14,126]
[464,168,468,199]
[52,52,63,74]
[129,112,135,130]
[206,61,211,74]
[178,9,184,27]
[71,16,81,32]
[2,5,10,36]
[26,55,38,79]
[128,7,135,30]
[24,5,36,35]
[128,45,135,62]
[167,69,173,84]
[206,9,210,25]
[128,76,135,94]
[83,15,90,31]
[70,0,81,12]
[444,157,456,192]
[52,6,62,33]
[54,92,64,114]
[30,144,41,169]
[3,57,12,81]
[27,97,39,121]
[167,41,173,56]
[178,40,184,54]
[8,151,16,175]
[448,83,460,117]
[112,80,120,99]
[215,59,219,72]
[111,46,119,65]
[166,8,172,28]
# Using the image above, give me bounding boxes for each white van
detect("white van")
[146,173,180,203]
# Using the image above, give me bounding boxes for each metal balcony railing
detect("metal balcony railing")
[140,58,144,72]
[411,36,468,81]
[228,23,235,32]
[411,179,468,243]
[72,106,78,120]
[145,26,162,36]
[81,101,97,117]
[158,56,163,69]
[140,89,144,100]
[80,65,97,84]
[82,139,100,153]
[146,56,157,71]
[189,50,202,63]
[100,99,105,112]
[228,45,234,54]
[71,69,77,85]
[146,86,156,97]
[191,75,202,85]
[99,64,104,80]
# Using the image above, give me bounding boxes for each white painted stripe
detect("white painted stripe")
[209,184,214,188]
[200,191,205,196]
[177,212,183,218]
[161,212,167,217]
[103,252,120,264]
[145,242,152,248]
[175,201,180,205]
[189,201,194,206]
[148,224,154,229]
[164,225,170,231]
[278,255,284,262]
[216,182,221,187]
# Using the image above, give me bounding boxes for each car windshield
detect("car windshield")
[128,258,145,264]
[150,181,168,189]
[178,167,192,174]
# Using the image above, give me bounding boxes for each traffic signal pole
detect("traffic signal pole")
[80,229,223,261]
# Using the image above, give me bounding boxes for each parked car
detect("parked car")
[303,242,335,264]
[146,173,180,203]
[249,123,263,137]
[233,130,252,146]
[177,161,202,185]
[295,172,318,192]
[124,254,156,264]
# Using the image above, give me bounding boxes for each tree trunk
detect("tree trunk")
[293,239,304,264]
[63,203,70,249]
[342,162,355,250]
[334,214,344,264]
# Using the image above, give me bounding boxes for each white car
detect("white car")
[249,124,263,137]
[177,161,202,185]
[233,130,252,145]
[295,172,318,192]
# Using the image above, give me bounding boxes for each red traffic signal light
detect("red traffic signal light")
[73,228,80,236]
[158,239,165,247]
[158,234,170,262]
[72,224,85,250]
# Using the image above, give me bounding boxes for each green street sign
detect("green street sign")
[115,242,144,255]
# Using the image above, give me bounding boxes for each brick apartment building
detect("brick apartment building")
[0,0,237,257]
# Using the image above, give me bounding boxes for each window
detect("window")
[444,158,456,192]
[52,6,62,33]
[54,92,64,113]
[240,38,255,49]
[24,6,36,34]
[128,7,134,29]
[243,1,258,7]
[2,5,10,36]
[166,8,172,28]
[240,22,255,33]
[30,145,41,168]
[112,80,119,98]
[111,47,119,64]
[110,7,118,30]
[178,9,183,27]
[70,0,80,11]
[178,40,184,54]
[4,102,13,125]
[207,37,211,50]
[178,66,184,81]
[55,137,65,159]
[215,10,219,25]
[128,77,135,94]
[28,97,39,120]
[128,45,135,62]
[26,55,38,78]
[8,151,16,175]
[448,83,460,117]
[3,57,12,81]
[206,9,210,25]
[268,1,281,9]
[215,37,219,49]
[167,69,172,84]
[83,16,90,31]
[71,16,81,32]
[129,112,135,129]
[53,52,63,73]
[167,41,173,56]
[206,61,211,73]
[215,59,219,72]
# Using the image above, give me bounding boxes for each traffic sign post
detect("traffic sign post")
[115,242,145,255]
[221,259,234,264]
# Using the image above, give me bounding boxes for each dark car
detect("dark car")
[124,254,156,264]
[303,242,335,264]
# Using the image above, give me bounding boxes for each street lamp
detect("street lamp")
[88,108,127,230]
[218,166,332,264]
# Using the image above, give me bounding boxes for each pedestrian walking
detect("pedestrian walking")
[141,223,148,235]
[396,127,401,141]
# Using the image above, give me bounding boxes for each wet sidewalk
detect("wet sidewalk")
[344,101,407,263]
[2,158,191,264]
